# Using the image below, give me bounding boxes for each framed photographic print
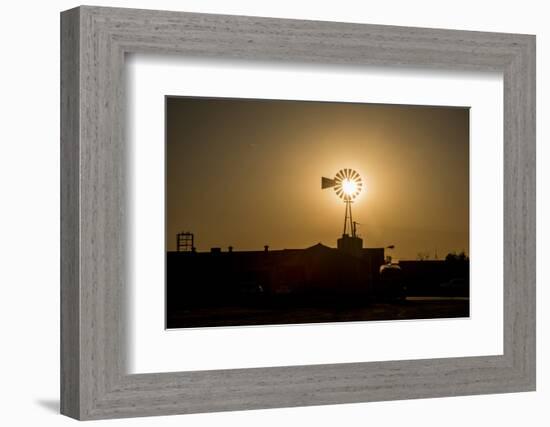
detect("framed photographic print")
[164,97,471,329]
[61,6,536,420]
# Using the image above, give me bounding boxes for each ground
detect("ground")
[167,297,469,328]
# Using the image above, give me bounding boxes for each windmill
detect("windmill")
[321,168,363,238]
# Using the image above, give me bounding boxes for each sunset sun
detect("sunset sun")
[342,179,357,196]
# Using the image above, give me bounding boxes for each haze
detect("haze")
[166,96,469,260]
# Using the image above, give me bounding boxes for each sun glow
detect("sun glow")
[326,169,363,201]
[342,179,357,196]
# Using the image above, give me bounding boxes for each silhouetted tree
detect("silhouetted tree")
[445,251,469,262]
[417,251,430,261]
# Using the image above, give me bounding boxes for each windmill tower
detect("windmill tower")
[321,168,364,257]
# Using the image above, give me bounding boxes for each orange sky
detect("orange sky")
[166,97,469,260]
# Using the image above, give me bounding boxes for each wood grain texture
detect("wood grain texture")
[60,5,536,420]
[60,7,80,419]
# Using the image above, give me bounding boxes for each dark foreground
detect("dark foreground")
[166,297,469,329]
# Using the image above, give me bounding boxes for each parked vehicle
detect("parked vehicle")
[378,263,406,300]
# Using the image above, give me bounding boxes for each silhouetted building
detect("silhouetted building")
[166,242,385,310]
[337,234,363,257]
[398,260,469,296]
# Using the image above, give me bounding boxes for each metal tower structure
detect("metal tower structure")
[176,231,194,252]
[321,168,363,237]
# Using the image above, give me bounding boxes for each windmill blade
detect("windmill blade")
[321,177,337,189]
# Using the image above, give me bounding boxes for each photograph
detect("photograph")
[165,96,470,329]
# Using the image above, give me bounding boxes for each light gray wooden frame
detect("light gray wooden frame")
[61,5,536,420]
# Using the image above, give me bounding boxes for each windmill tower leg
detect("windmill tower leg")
[343,200,348,235]
[342,203,348,235]
[343,199,354,236]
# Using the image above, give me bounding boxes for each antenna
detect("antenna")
[321,168,363,237]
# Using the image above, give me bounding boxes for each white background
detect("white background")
[0,0,546,426]
[128,57,503,373]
